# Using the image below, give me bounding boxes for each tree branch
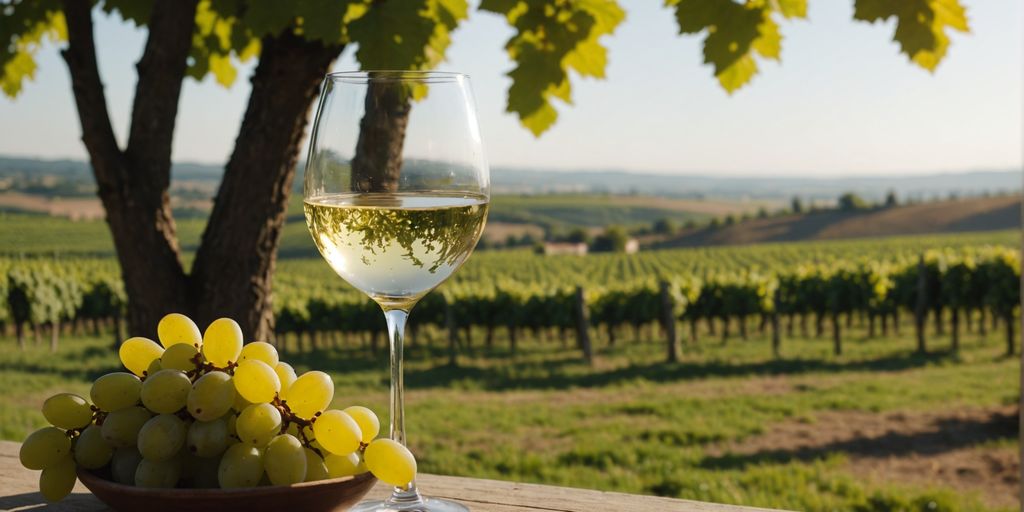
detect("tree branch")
[190,31,343,339]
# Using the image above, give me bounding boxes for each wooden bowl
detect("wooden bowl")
[78,468,378,512]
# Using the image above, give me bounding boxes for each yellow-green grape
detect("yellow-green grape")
[236,403,282,447]
[274,362,297,391]
[110,448,142,485]
[188,371,235,422]
[90,372,142,412]
[264,434,306,486]
[239,341,279,367]
[141,369,192,414]
[146,358,162,376]
[202,318,243,367]
[226,414,237,437]
[137,414,187,462]
[42,393,93,430]
[161,343,201,372]
[343,406,380,443]
[281,371,333,420]
[158,313,203,349]
[135,457,181,488]
[20,427,72,470]
[233,389,254,413]
[186,417,229,458]
[312,410,361,456]
[119,337,165,377]
[218,443,264,489]
[39,456,76,502]
[324,452,365,479]
[233,360,281,404]
[74,425,112,469]
[101,406,152,448]
[303,448,329,482]
[363,439,416,487]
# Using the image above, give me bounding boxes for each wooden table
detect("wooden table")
[0,441,783,511]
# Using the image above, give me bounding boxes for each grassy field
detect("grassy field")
[1,322,1017,511]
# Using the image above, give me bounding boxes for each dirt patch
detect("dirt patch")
[0,191,104,220]
[706,405,1019,508]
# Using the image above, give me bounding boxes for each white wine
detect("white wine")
[304,193,488,309]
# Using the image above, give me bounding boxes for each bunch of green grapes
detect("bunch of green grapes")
[20,313,417,501]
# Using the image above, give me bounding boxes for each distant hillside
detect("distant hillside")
[652,195,1021,248]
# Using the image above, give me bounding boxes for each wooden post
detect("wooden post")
[445,297,458,367]
[50,321,60,353]
[1005,312,1015,356]
[507,325,517,355]
[660,281,679,363]
[832,312,842,356]
[915,255,928,354]
[950,308,960,352]
[575,286,593,364]
[771,289,781,358]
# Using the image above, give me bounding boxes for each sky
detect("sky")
[0,1,1021,177]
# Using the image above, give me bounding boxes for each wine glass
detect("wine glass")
[303,71,488,512]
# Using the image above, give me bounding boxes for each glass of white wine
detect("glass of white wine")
[303,71,488,512]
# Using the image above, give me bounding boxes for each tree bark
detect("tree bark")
[191,33,343,340]
[950,308,960,352]
[915,256,928,354]
[832,312,842,356]
[350,81,412,193]
[575,287,593,364]
[660,281,678,363]
[1005,312,1015,356]
[61,0,196,337]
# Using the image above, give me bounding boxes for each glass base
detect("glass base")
[349,497,470,512]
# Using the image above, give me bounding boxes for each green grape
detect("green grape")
[146,358,162,376]
[363,439,416,487]
[90,372,142,412]
[233,389,254,413]
[74,425,112,469]
[239,341,279,366]
[281,371,333,420]
[20,427,72,470]
[119,336,165,377]
[101,406,151,448]
[226,413,237,437]
[312,410,361,456]
[187,371,235,422]
[236,403,282,447]
[110,448,143,485]
[186,416,229,458]
[264,434,306,486]
[182,452,221,488]
[343,406,380,443]
[161,343,200,372]
[42,393,93,430]
[285,421,313,441]
[274,362,297,391]
[158,313,203,349]
[135,457,181,488]
[137,414,187,462]
[39,456,76,502]
[202,318,243,367]
[324,452,365,478]
[233,359,281,404]
[303,448,329,482]
[218,443,264,489]
[141,369,192,414]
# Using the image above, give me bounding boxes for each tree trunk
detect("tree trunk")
[892,309,900,336]
[868,313,876,338]
[915,256,928,354]
[607,324,616,346]
[738,315,748,340]
[706,316,716,336]
[112,316,123,350]
[1005,312,1015,356]
[15,322,25,350]
[720,316,730,343]
[350,80,412,193]
[689,318,698,345]
[980,308,988,336]
[815,313,824,338]
[191,33,343,339]
[771,289,781,358]
[507,325,517,355]
[446,298,458,367]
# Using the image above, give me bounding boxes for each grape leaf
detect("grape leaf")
[666,0,804,94]
[853,0,969,71]
[186,0,261,87]
[294,0,348,43]
[100,0,153,26]
[241,0,295,37]
[0,0,65,97]
[347,0,467,70]
[482,0,625,136]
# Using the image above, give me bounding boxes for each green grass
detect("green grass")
[1,323,1016,511]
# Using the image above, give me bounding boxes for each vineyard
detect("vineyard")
[2,230,1019,362]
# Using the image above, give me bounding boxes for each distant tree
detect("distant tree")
[791,196,804,214]
[756,207,769,219]
[504,234,518,248]
[653,218,677,235]
[683,219,697,230]
[708,218,722,230]
[566,228,590,245]
[0,0,970,337]
[591,226,629,253]
[884,190,899,208]
[724,214,737,226]
[520,233,537,247]
[838,192,870,212]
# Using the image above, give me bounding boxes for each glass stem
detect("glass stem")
[383,308,422,505]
